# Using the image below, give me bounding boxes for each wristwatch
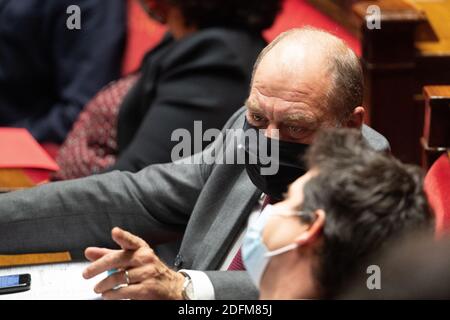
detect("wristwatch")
[179,272,195,300]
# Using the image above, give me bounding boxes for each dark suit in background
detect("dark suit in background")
[109,29,267,172]
[0,0,125,143]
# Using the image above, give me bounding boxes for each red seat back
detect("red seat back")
[122,0,166,75]
[425,153,450,236]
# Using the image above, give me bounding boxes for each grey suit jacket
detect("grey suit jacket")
[0,107,389,300]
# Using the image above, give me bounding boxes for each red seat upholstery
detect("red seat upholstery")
[425,153,450,236]
[121,0,166,75]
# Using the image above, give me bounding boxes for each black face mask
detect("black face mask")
[243,120,309,201]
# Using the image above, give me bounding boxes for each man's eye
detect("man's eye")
[288,126,303,134]
[252,113,265,122]
[286,126,308,139]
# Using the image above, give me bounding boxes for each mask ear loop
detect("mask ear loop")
[263,211,317,258]
[264,243,298,257]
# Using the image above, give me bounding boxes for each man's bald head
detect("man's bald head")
[251,27,363,122]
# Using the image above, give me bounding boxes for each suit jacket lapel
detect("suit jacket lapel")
[192,170,261,270]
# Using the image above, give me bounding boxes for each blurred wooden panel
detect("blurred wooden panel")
[421,85,450,169]
[423,85,450,148]
[406,0,450,55]
[353,1,425,163]
[308,0,361,35]
[309,0,450,164]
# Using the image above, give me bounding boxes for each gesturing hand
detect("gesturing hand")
[82,227,185,300]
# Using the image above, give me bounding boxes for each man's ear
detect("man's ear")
[295,209,326,246]
[142,0,170,24]
[345,106,365,129]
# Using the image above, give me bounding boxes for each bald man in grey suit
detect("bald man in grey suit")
[0,28,389,300]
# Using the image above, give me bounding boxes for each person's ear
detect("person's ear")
[294,209,326,246]
[345,106,365,129]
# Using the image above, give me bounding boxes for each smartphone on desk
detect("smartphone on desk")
[0,274,31,295]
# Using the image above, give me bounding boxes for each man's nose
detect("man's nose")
[265,123,280,139]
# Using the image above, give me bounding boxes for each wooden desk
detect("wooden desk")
[0,252,72,268]
[0,169,51,192]
[0,169,35,192]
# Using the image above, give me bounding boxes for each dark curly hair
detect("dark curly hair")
[301,128,434,298]
[169,0,283,33]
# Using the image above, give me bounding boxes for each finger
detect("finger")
[94,271,129,294]
[83,250,132,280]
[85,247,116,262]
[102,284,144,300]
[118,263,157,284]
[112,227,149,251]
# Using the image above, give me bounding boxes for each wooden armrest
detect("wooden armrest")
[423,86,450,149]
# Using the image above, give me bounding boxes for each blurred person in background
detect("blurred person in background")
[339,232,450,300]
[53,0,283,179]
[0,0,126,143]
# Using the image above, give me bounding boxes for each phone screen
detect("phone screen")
[0,275,20,288]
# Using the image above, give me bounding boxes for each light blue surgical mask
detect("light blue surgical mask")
[242,204,313,289]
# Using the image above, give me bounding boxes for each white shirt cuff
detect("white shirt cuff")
[179,270,215,300]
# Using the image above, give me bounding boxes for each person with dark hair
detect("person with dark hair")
[162,0,281,32]
[242,128,433,299]
[54,0,282,179]
[0,0,126,143]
